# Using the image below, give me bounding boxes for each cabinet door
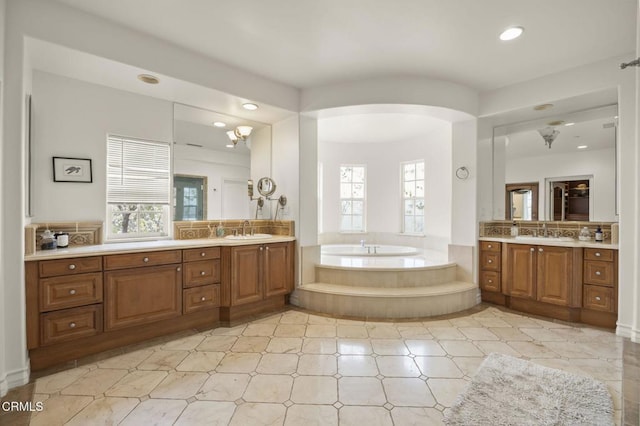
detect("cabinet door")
[104,264,182,331]
[230,245,263,306]
[536,246,572,306]
[506,244,536,299]
[264,243,291,298]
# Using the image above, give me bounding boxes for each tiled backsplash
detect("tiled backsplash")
[25,222,103,255]
[479,220,618,243]
[174,219,295,240]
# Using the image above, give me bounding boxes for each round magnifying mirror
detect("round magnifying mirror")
[257,177,277,197]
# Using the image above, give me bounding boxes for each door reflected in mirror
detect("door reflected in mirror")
[505,183,538,220]
[174,175,206,221]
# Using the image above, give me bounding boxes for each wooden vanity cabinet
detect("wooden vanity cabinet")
[221,241,294,324]
[182,247,221,313]
[504,244,579,308]
[581,248,617,327]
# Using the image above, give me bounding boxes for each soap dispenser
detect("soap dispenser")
[595,226,603,243]
[510,222,519,237]
[40,229,57,250]
[215,222,225,238]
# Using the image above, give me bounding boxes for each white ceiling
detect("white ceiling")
[54,0,637,91]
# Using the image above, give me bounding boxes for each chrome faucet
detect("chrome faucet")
[360,239,366,247]
[541,223,548,237]
[242,220,251,236]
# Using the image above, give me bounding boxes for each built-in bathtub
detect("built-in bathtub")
[294,243,479,318]
[320,244,449,269]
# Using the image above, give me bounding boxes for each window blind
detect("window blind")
[107,135,171,204]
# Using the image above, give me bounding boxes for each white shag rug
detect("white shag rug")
[444,353,614,426]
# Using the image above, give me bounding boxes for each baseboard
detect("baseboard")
[288,290,300,306]
[0,363,30,397]
[617,322,640,342]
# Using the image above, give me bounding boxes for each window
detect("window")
[107,135,171,240]
[340,165,365,232]
[402,160,425,234]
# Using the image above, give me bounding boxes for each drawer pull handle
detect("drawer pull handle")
[143,257,149,263]
[595,296,602,301]
[260,247,263,251]
[69,289,76,295]
[68,264,76,270]
[538,248,543,252]
[595,271,602,276]
[201,252,206,257]
[488,280,493,284]
[201,296,206,301]
[488,244,492,248]
[487,260,492,264]
[530,248,535,252]
[595,252,601,257]
[200,271,206,276]
[266,246,269,251]
[69,322,76,329]
[177,267,181,272]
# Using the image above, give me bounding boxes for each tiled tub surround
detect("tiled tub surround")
[2,305,636,426]
[480,220,618,244]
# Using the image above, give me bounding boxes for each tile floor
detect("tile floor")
[2,305,635,425]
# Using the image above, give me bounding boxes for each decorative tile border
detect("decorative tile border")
[25,222,103,255]
[173,219,295,240]
[479,220,618,243]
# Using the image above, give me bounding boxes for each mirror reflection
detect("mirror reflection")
[493,104,617,222]
[172,103,271,220]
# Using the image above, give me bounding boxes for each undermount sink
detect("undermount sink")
[225,233,272,240]
[514,236,574,242]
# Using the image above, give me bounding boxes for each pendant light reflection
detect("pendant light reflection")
[226,125,253,147]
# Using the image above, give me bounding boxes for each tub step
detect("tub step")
[293,281,479,319]
[315,263,457,287]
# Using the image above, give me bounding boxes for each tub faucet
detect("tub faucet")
[242,220,251,236]
[360,239,366,247]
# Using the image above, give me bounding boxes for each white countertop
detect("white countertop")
[25,235,296,261]
[479,236,618,250]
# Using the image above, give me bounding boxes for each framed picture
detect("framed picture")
[53,157,93,183]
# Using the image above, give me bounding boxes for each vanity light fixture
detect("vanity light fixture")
[137,74,160,84]
[538,127,559,149]
[242,103,259,111]
[565,122,575,126]
[499,26,524,41]
[226,125,253,146]
[213,121,226,128]
[577,145,588,149]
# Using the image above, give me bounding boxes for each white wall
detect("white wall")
[0,0,7,398]
[31,71,173,224]
[271,115,300,225]
[318,123,452,249]
[503,148,616,222]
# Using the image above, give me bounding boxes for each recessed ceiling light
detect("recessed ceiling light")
[564,122,575,126]
[499,26,524,41]
[226,144,235,148]
[213,121,226,128]
[577,145,588,149]
[533,103,554,111]
[242,103,259,111]
[137,74,159,84]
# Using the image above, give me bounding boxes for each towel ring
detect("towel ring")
[456,166,469,180]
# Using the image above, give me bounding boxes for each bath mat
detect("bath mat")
[443,353,614,426]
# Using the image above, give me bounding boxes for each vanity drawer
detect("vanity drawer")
[183,260,221,288]
[584,248,614,262]
[480,251,501,272]
[584,261,614,287]
[40,305,103,346]
[480,241,501,252]
[583,285,614,312]
[39,256,102,278]
[104,250,182,270]
[183,285,220,314]
[39,273,103,312]
[479,271,501,292]
[183,247,221,262]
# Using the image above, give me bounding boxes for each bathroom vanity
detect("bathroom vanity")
[24,235,295,370]
[479,236,617,328]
